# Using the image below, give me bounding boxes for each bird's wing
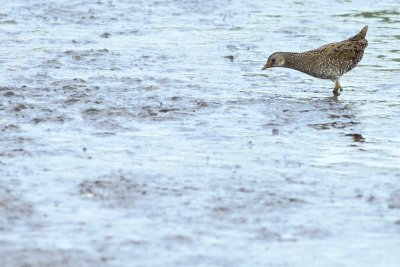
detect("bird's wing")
[320,41,366,72]
[309,26,368,52]
[311,39,366,54]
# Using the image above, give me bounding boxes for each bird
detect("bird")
[262,26,368,95]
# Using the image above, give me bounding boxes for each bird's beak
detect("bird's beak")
[261,62,270,70]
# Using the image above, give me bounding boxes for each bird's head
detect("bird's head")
[262,52,285,70]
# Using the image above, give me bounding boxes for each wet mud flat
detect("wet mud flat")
[1,1,400,267]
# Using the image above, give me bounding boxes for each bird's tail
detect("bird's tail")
[346,25,368,41]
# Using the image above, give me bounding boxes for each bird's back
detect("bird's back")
[295,26,368,80]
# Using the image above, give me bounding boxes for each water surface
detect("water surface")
[1,0,400,266]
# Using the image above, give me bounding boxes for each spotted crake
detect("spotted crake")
[262,26,368,95]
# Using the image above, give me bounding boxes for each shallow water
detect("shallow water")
[1,0,400,266]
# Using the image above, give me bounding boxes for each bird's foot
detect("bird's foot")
[332,89,341,97]
[334,80,342,93]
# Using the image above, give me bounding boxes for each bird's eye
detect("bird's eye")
[271,59,276,63]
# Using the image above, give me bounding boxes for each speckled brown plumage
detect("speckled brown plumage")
[262,26,368,95]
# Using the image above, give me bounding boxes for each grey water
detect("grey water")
[1,0,400,266]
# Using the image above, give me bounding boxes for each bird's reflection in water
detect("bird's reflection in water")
[328,91,340,102]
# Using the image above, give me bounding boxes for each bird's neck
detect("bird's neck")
[282,52,306,72]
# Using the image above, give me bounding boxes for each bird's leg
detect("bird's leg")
[335,80,343,91]
[333,80,342,95]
